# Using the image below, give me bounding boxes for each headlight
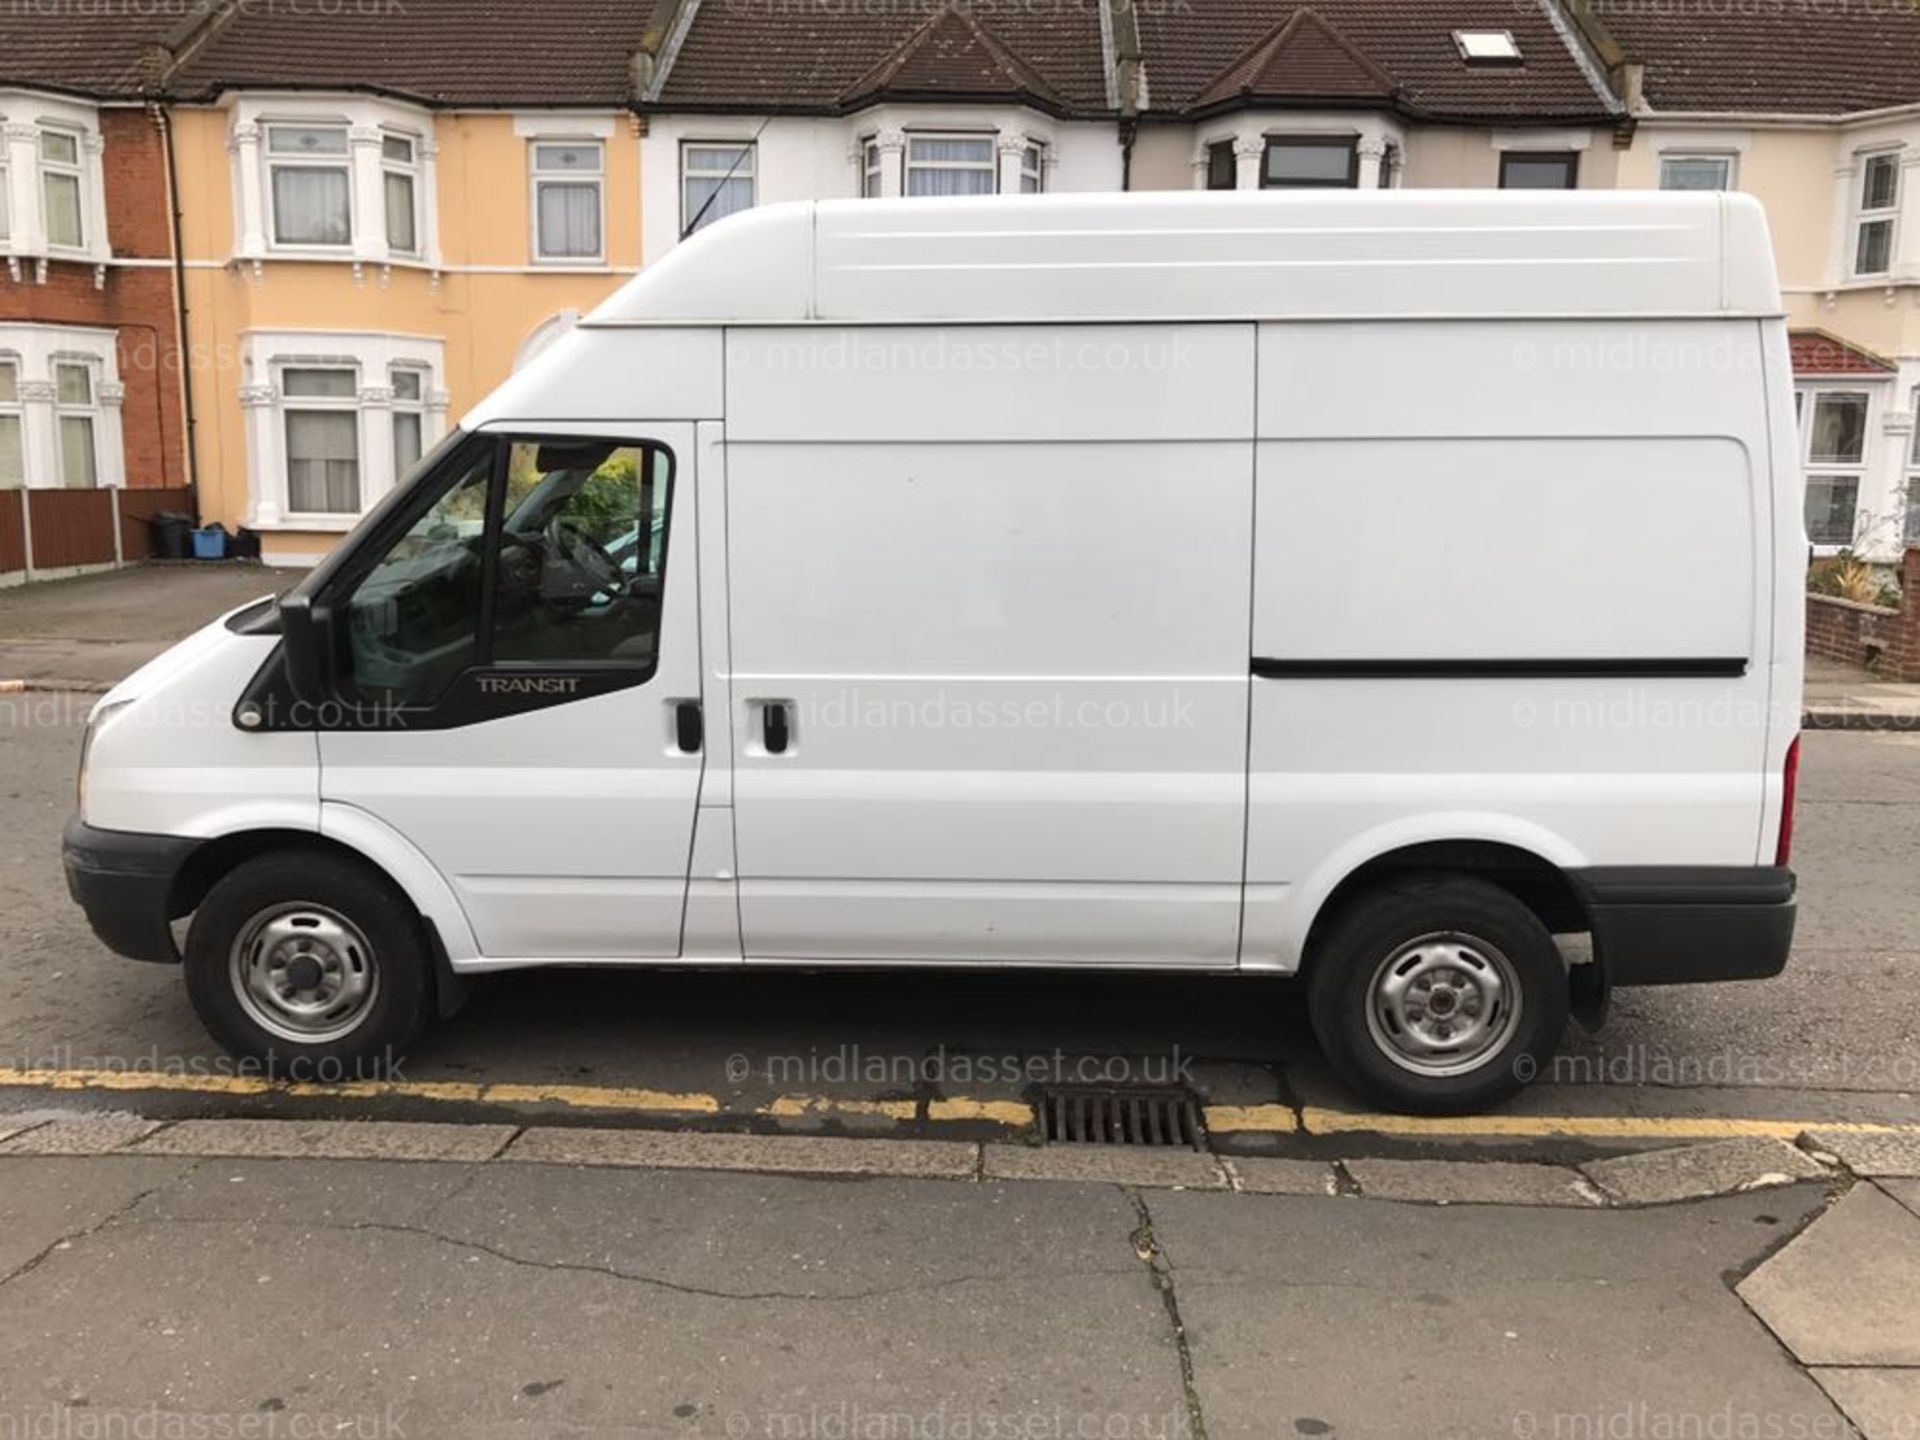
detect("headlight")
[76,698,134,820]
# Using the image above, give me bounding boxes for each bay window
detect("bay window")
[391,366,426,477]
[862,139,884,198]
[1263,138,1358,189]
[39,128,84,248]
[0,360,21,487]
[382,133,420,255]
[267,123,352,248]
[1019,141,1044,194]
[52,360,97,488]
[1853,149,1900,278]
[1801,389,1870,547]
[282,366,361,514]
[906,135,995,196]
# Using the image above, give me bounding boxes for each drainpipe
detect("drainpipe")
[155,101,201,524]
[1110,0,1143,190]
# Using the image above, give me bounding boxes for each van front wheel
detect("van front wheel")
[1306,875,1568,1115]
[183,850,433,1079]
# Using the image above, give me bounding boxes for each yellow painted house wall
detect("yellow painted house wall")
[172,106,642,562]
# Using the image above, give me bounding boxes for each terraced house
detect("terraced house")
[3,0,1918,570]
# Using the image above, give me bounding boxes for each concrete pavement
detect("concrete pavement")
[0,1138,1883,1440]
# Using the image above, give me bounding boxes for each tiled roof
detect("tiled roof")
[840,4,1068,110]
[1193,8,1399,109]
[1792,330,1897,378]
[166,0,644,107]
[652,0,1110,115]
[1598,4,1920,114]
[1140,0,1615,120]
[0,8,182,97]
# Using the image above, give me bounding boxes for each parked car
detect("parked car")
[62,190,1803,1112]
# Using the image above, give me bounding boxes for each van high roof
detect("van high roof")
[588,191,1782,328]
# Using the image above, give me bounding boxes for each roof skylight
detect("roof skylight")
[1453,29,1522,62]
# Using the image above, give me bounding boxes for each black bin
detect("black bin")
[148,511,194,560]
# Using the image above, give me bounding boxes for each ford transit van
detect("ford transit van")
[62,191,1803,1113]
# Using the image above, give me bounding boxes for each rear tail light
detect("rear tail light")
[1775,734,1800,867]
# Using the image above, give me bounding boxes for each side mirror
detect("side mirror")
[278,591,335,706]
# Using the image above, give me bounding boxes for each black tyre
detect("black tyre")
[1306,873,1569,1115]
[182,848,434,1079]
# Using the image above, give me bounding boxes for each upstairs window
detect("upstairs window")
[267,124,352,248]
[281,365,361,514]
[1206,140,1236,191]
[0,360,21,488]
[906,134,995,196]
[1500,151,1579,189]
[681,142,756,234]
[1854,150,1900,277]
[1020,141,1044,194]
[39,128,85,248]
[1262,138,1357,189]
[1659,154,1733,191]
[862,139,884,198]
[532,140,604,261]
[382,133,420,255]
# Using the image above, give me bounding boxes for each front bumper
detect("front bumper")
[1576,865,1796,987]
[62,814,197,964]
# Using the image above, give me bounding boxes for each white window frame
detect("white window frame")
[0,91,110,266]
[0,324,124,488]
[239,330,446,530]
[680,140,756,236]
[1019,141,1044,194]
[278,363,363,517]
[1659,152,1736,191]
[38,125,86,251]
[1852,147,1902,279]
[0,354,22,488]
[50,356,100,488]
[264,121,353,252]
[229,94,440,270]
[1799,385,1874,549]
[528,137,607,264]
[862,138,884,198]
[390,363,428,479]
[905,132,998,197]
[381,131,421,257]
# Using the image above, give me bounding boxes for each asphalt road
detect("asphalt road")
[5,682,1918,1133]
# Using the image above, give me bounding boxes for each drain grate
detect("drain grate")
[1036,1085,1205,1150]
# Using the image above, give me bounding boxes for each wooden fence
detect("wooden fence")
[0,486,193,579]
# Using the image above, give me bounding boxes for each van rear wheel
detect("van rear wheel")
[1306,874,1568,1115]
[183,850,433,1079]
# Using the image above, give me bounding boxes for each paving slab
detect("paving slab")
[1738,1184,1920,1366]
[1150,1183,1842,1440]
[0,1158,1184,1436]
[1810,1368,1920,1440]
[505,1126,979,1179]
[1344,1158,1602,1207]
[1802,1128,1920,1177]
[982,1143,1226,1189]
[0,1113,162,1155]
[1224,1156,1338,1197]
[1583,1137,1828,1205]
[1879,1178,1920,1220]
[131,1119,518,1163]
[0,1155,192,1280]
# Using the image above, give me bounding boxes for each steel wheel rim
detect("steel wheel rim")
[229,903,380,1045]
[1364,931,1522,1078]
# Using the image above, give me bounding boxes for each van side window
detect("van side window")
[342,439,496,705]
[491,440,672,668]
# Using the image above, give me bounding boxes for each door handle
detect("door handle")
[762,701,791,756]
[674,699,703,754]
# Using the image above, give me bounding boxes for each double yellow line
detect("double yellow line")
[2,1065,1915,1142]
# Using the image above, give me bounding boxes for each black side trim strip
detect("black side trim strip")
[1251,657,1749,680]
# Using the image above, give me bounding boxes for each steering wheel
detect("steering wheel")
[545,515,625,598]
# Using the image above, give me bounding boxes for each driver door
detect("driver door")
[317,424,705,960]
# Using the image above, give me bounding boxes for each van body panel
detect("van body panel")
[462,328,724,432]
[316,422,707,960]
[722,338,1256,963]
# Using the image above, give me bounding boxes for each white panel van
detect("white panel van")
[63,192,1803,1113]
